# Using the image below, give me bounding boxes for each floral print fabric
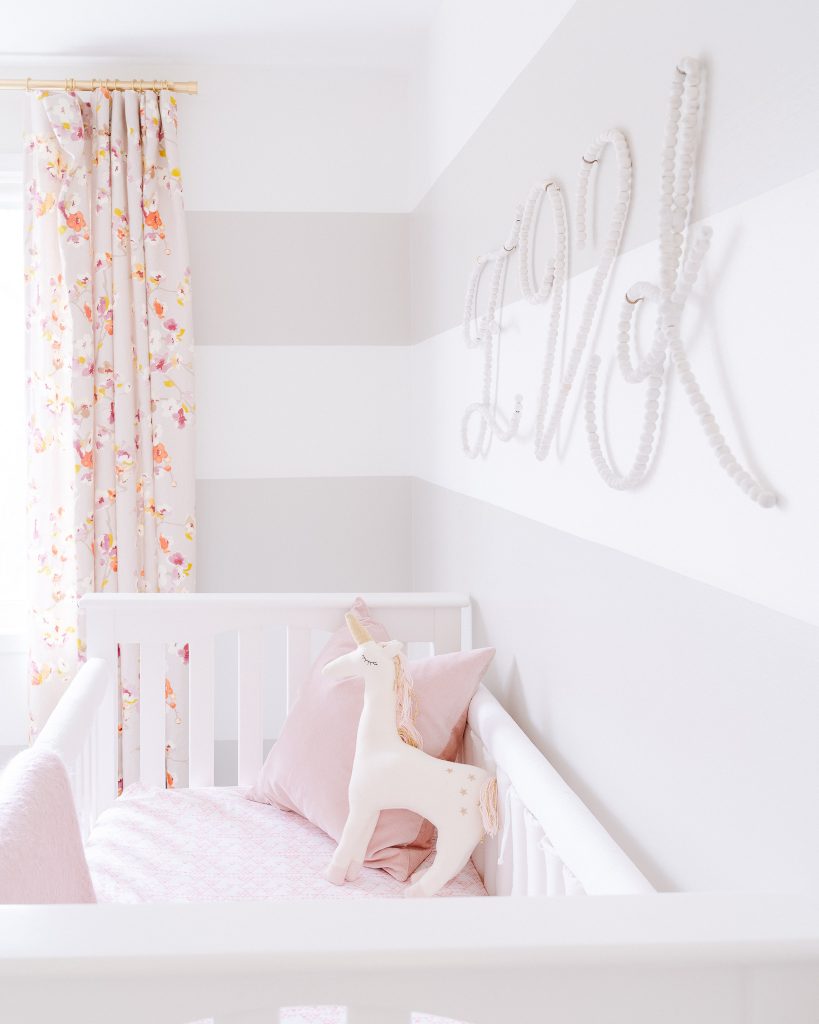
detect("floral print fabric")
[25,88,195,788]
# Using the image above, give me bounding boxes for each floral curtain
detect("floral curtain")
[25,87,196,789]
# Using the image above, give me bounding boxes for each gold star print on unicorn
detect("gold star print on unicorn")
[322,613,499,897]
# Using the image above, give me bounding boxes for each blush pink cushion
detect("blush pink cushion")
[0,746,96,904]
[248,597,494,881]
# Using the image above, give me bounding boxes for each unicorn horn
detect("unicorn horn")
[345,612,373,646]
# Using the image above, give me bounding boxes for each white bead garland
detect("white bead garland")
[461,210,523,458]
[459,56,776,509]
[515,180,570,460]
[583,57,777,507]
[518,180,563,304]
[535,129,632,461]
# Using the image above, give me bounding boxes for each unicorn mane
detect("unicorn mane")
[393,654,423,750]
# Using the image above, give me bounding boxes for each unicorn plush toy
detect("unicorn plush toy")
[322,613,498,897]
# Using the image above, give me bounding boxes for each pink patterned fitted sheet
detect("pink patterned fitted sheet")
[86,784,487,903]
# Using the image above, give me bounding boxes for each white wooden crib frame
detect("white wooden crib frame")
[2,592,818,1024]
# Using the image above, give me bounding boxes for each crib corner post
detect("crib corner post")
[460,601,473,652]
[84,600,119,819]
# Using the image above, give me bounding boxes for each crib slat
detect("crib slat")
[189,634,216,788]
[85,604,119,817]
[509,789,529,897]
[139,642,167,790]
[432,608,461,654]
[524,810,550,896]
[238,628,264,786]
[286,626,311,711]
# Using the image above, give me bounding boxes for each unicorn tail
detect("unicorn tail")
[479,777,499,838]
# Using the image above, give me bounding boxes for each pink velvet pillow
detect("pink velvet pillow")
[248,597,494,880]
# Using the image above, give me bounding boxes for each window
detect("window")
[0,157,25,636]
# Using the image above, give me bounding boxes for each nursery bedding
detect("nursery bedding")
[85,784,486,902]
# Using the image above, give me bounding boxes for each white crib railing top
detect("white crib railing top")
[80,592,471,645]
[80,592,471,613]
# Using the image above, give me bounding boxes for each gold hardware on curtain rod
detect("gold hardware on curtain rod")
[0,78,198,95]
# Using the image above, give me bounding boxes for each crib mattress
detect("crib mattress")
[86,784,487,903]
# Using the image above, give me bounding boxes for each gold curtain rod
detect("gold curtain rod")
[0,78,198,95]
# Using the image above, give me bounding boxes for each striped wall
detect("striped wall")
[409,174,819,626]
[185,2,818,888]
[409,0,819,343]
[402,0,819,893]
[159,64,417,596]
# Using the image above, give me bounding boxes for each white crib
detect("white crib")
[1,593,817,1024]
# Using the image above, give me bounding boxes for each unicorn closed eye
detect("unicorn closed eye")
[322,613,499,898]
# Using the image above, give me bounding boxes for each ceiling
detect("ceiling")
[0,0,445,69]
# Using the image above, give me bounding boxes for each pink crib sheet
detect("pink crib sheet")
[86,784,487,903]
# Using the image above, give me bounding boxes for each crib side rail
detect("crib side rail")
[467,686,654,896]
[1,894,818,1024]
[35,657,112,838]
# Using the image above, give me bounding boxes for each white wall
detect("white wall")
[0,59,412,212]
[408,0,576,204]
[411,174,819,625]
[411,479,819,893]
[196,346,411,480]
[183,63,411,213]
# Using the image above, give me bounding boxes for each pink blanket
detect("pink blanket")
[0,746,95,904]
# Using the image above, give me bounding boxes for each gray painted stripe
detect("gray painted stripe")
[410,0,819,343]
[409,477,819,892]
[197,476,412,592]
[189,212,409,346]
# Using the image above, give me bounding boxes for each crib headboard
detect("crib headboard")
[80,592,469,803]
[74,591,652,897]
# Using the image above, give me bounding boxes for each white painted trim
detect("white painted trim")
[1,896,817,1024]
